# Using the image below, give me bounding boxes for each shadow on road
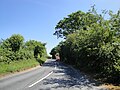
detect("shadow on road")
[40,60,106,90]
[42,60,56,68]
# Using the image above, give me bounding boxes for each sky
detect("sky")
[0,0,120,55]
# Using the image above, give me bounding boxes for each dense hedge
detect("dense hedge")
[0,34,47,64]
[51,8,120,84]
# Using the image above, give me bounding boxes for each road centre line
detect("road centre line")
[28,71,53,88]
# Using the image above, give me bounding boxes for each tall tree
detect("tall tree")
[54,9,100,38]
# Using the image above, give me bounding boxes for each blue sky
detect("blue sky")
[0,0,120,55]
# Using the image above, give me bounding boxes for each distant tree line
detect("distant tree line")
[0,34,47,64]
[50,6,120,84]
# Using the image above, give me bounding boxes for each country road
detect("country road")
[0,59,108,90]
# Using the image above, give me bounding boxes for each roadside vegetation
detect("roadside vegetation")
[0,34,47,76]
[50,6,120,88]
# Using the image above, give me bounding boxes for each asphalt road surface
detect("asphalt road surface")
[0,59,108,90]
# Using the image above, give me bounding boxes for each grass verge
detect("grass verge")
[0,57,46,77]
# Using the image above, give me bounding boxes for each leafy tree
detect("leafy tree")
[54,6,101,38]
[50,47,59,59]
[53,8,120,83]
[1,39,11,50]
[25,40,39,50]
[34,45,44,58]
[8,34,24,52]
[0,34,47,63]
[24,40,46,58]
[109,9,120,37]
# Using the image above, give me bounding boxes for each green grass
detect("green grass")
[0,57,47,76]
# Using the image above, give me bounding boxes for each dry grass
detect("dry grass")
[101,84,120,90]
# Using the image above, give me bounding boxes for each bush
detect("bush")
[0,34,47,63]
[52,9,120,84]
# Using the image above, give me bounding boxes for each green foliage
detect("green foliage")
[0,34,47,65]
[34,45,43,58]
[54,6,101,38]
[1,39,11,49]
[0,34,47,75]
[50,46,60,59]
[52,8,120,84]
[8,34,24,52]
[25,40,46,58]
[25,40,40,50]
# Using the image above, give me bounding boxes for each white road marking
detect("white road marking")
[28,71,53,88]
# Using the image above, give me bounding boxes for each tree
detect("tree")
[1,38,11,49]
[25,40,39,51]
[54,7,101,38]
[50,47,60,59]
[109,9,120,37]
[8,34,24,52]
[34,45,44,58]
[53,8,120,83]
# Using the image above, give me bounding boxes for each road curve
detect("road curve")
[0,59,108,90]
